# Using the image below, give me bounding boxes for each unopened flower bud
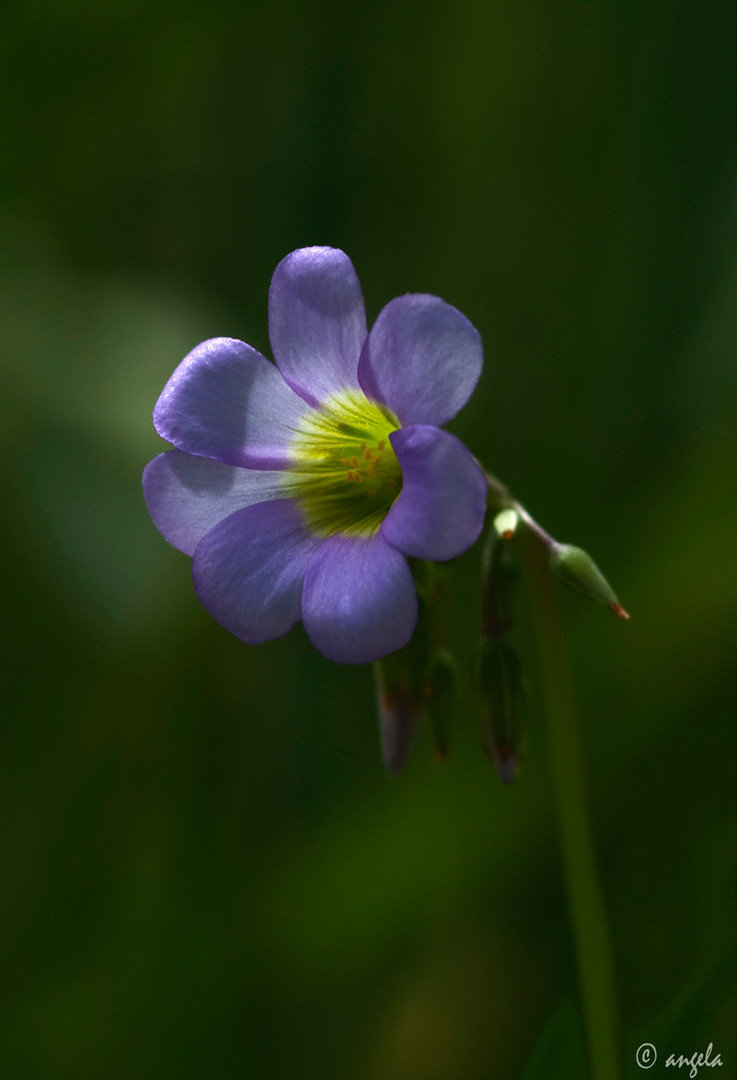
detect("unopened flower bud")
[549,543,629,619]
[472,638,523,784]
[493,508,519,540]
[425,649,457,761]
[375,664,423,776]
[373,597,431,776]
[481,530,519,640]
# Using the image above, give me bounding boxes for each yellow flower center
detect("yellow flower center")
[283,390,402,537]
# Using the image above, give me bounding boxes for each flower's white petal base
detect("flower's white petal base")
[381,425,487,560]
[192,499,320,643]
[154,337,308,469]
[269,248,367,407]
[302,533,417,664]
[358,295,483,426]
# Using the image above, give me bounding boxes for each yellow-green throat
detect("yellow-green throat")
[284,389,403,537]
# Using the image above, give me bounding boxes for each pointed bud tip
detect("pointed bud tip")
[492,747,518,785]
[550,544,623,614]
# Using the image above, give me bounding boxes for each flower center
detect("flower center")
[284,389,402,537]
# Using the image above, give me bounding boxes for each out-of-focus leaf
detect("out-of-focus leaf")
[519,998,587,1080]
[628,820,737,1076]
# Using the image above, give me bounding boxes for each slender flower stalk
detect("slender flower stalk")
[481,467,624,1075]
[521,523,622,1080]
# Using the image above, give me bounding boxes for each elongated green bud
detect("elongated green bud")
[472,638,523,784]
[481,519,520,640]
[425,649,457,761]
[549,543,629,619]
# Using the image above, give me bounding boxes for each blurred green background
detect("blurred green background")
[2,0,737,1077]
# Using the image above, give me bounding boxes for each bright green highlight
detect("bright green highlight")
[493,508,519,538]
[284,390,402,537]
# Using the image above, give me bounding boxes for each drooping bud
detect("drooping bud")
[481,524,520,640]
[472,638,523,784]
[373,591,431,775]
[549,543,629,619]
[374,660,423,776]
[425,649,457,761]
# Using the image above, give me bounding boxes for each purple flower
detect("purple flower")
[143,247,487,664]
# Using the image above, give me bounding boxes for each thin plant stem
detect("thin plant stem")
[521,523,622,1080]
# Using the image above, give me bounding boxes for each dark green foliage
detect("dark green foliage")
[2,0,737,1075]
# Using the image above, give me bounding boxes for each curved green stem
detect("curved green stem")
[521,524,622,1080]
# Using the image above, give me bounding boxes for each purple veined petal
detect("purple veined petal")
[143,450,286,556]
[192,499,320,644]
[381,425,487,561]
[358,294,483,426]
[268,247,367,407]
[153,337,309,469]
[302,532,418,664]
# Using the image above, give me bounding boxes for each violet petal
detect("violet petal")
[142,450,286,556]
[268,247,367,407]
[153,337,308,469]
[192,499,320,643]
[381,425,487,560]
[358,295,482,426]
[302,533,417,664]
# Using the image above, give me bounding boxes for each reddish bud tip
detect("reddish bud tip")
[609,602,630,620]
[491,745,518,785]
